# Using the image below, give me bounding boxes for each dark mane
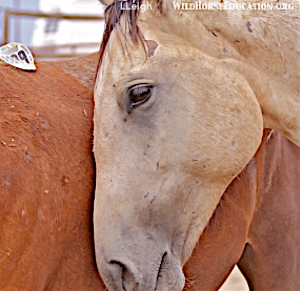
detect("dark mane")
[98,0,163,68]
[98,0,144,67]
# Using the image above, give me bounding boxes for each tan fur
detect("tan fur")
[94,1,300,290]
[147,0,300,145]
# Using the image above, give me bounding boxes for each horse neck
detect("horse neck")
[201,8,300,147]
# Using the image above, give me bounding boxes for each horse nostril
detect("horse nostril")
[109,260,139,291]
[157,252,168,281]
[109,261,127,290]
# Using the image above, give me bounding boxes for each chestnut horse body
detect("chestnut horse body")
[0,55,103,290]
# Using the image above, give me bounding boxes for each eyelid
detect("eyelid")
[116,78,155,90]
[128,83,152,91]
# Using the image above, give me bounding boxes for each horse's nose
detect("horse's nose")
[100,252,185,291]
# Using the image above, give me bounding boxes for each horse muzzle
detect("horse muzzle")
[97,247,185,291]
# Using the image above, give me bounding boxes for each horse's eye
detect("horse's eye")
[128,85,153,107]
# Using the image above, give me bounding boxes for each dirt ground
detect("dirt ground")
[219,266,249,291]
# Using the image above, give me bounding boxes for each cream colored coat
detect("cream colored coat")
[94,1,300,290]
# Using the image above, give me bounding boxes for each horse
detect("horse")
[1,54,299,290]
[184,129,300,291]
[93,1,300,290]
[0,54,103,291]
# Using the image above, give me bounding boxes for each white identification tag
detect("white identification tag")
[0,42,36,71]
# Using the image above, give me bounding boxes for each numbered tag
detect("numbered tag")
[0,42,36,71]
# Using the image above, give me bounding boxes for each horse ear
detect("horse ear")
[99,0,114,6]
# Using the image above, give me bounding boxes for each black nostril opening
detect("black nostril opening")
[156,252,167,282]
[110,260,126,269]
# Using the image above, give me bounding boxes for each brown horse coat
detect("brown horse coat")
[0,54,104,291]
[184,130,300,291]
[1,55,299,290]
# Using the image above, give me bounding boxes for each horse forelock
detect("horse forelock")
[98,0,162,68]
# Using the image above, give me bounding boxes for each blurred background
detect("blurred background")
[0,0,104,59]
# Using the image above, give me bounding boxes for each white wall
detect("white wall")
[31,0,104,56]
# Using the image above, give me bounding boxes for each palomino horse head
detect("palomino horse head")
[93,1,300,290]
